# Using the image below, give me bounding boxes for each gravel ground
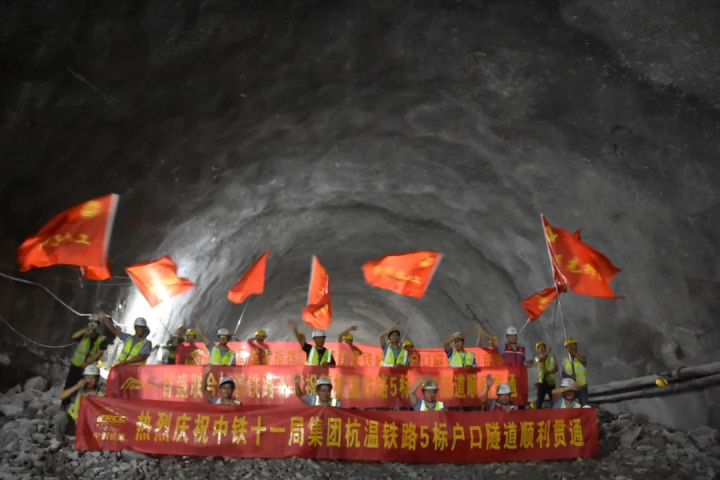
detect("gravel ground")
[0,376,718,480]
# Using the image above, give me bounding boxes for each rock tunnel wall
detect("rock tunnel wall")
[1,1,718,428]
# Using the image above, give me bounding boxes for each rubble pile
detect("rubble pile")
[0,377,717,480]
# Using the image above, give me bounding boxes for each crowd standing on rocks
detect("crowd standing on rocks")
[0,370,718,480]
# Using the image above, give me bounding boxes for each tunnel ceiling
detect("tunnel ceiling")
[1,0,719,389]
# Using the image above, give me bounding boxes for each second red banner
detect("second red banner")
[106,365,528,408]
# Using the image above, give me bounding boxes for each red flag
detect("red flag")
[228,250,269,304]
[362,251,442,299]
[542,215,623,299]
[521,286,559,321]
[125,256,195,307]
[81,262,112,281]
[301,256,331,329]
[17,194,119,271]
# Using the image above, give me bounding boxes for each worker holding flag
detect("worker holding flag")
[100,311,153,366]
[289,319,335,366]
[475,324,533,367]
[562,337,589,405]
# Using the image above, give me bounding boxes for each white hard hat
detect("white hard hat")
[217,328,230,337]
[83,364,100,376]
[561,378,575,388]
[505,326,517,335]
[312,330,326,338]
[497,383,512,395]
[218,376,235,388]
[134,317,148,327]
[316,378,332,389]
[422,381,439,391]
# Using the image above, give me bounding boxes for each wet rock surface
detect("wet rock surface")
[0,377,717,480]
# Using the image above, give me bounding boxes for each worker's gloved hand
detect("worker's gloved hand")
[293,374,302,384]
[76,379,87,388]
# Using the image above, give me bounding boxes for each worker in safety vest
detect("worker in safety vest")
[197,326,236,365]
[100,313,153,366]
[397,340,414,366]
[552,378,582,408]
[294,374,341,406]
[164,325,186,365]
[247,329,271,365]
[562,337,588,405]
[186,328,197,343]
[62,313,109,407]
[475,324,532,367]
[534,341,558,409]
[409,377,445,411]
[337,325,358,346]
[443,332,477,368]
[481,374,518,412]
[53,364,104,438]
[202,367,243,405]
[288,319,336,366]
[379,322,404,367]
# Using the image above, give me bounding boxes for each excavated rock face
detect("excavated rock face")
[1,1,718,428]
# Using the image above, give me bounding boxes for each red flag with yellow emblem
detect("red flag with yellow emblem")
[301,256,331,329]
[125,256,195,307]
[521,286,560,321]
[17,194,119,271]
[542,215,623,299]
[81,262,112,281]
[228,250,269,304]
[362,251,442,299]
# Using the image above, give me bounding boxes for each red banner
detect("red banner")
[106,365,528,407]
[76,397,597,462]
[176,341,505,368]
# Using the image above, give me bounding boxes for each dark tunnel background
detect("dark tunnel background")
[1,0,719,428]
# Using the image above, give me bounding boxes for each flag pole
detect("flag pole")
[233,299,250,336]
[539,213,570,343]
[518,317,531,335]
[540,214,572,373]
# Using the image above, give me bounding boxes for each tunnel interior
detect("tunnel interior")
[1,0,719,430]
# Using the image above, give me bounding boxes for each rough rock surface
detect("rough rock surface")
[0,0,719,430]
[0,378,717,480]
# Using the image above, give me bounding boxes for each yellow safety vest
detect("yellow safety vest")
[556,398,581,409]
[306,347,332,366]
[564,357,587,387]
[116,337,149,365]
[313,397,340,407]
[448,350,475,367]
[70,335,106,367]
[419,400,445,411]
[396,349,410,366]
[67,386,104,420]
[537,355,556,386]
[380,345,402,366]
[209,346,235,365]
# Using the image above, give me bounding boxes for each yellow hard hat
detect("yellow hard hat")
[535,341,547,351]
[564,337,577,347]
[403,340,414,348]
[255,329,267,337]
[186,329,197,336]
[342,333,353,341]
[655,376,669,387]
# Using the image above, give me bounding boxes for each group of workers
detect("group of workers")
[53,310,590,439]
